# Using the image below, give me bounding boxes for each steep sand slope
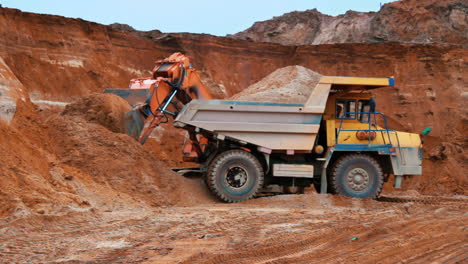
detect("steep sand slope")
[62,93,132,133]
[0,97,213,219]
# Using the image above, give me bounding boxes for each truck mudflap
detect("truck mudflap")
[390,146,422,188]
[320,150,334,194]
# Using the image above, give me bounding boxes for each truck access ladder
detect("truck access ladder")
[336,112,402,158]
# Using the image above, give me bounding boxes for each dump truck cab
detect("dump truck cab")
[318,77,423,196]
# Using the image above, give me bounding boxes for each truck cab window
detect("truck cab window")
[336,99,356,119]
[358,100,371,123]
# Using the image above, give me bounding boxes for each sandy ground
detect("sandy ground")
[0,190,466,264]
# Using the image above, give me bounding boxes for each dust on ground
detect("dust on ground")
[0,192,466,263]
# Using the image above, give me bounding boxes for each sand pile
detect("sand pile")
[58,95,214,206]
[63,93,132,133]
[0,96,213,219]
[0,100,87,218]
[45,114,180,206]
[230,65,322,103]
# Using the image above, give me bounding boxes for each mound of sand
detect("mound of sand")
[63,93,196,168]
[0,100,86,218]
[45,114,178,206]
[63,93,132,133]
[0,97,213,219]
[230,65,322,103]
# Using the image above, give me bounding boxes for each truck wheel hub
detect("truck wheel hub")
[226,166,248,188]
[347,168,370,192]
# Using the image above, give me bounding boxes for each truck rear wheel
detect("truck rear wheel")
[207,150,264,203]
[330,154,383,199]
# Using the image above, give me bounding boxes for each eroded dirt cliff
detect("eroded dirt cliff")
[231,0,467,45]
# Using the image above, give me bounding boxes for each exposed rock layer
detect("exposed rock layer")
[231,0,468,45]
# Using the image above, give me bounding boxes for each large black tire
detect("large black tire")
[330,154,383,199]
[207,150,264,203]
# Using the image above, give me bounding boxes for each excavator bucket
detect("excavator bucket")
[124,108,145,140]
[104,88,149,140]
[104,88,150,106]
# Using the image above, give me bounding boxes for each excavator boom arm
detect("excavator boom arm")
[107,52,212,144]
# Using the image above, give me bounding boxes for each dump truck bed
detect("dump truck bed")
[174,76,394,152]
[175,100,323,151]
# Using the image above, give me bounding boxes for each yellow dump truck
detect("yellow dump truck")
[108,54,425,202]
[173,76,423,202]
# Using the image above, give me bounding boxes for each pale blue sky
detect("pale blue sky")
[1,0,396,36]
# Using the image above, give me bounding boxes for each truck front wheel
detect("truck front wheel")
[330,154,383,199]
[207,150,264,203]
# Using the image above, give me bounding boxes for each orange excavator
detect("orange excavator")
[106,52,213,147]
